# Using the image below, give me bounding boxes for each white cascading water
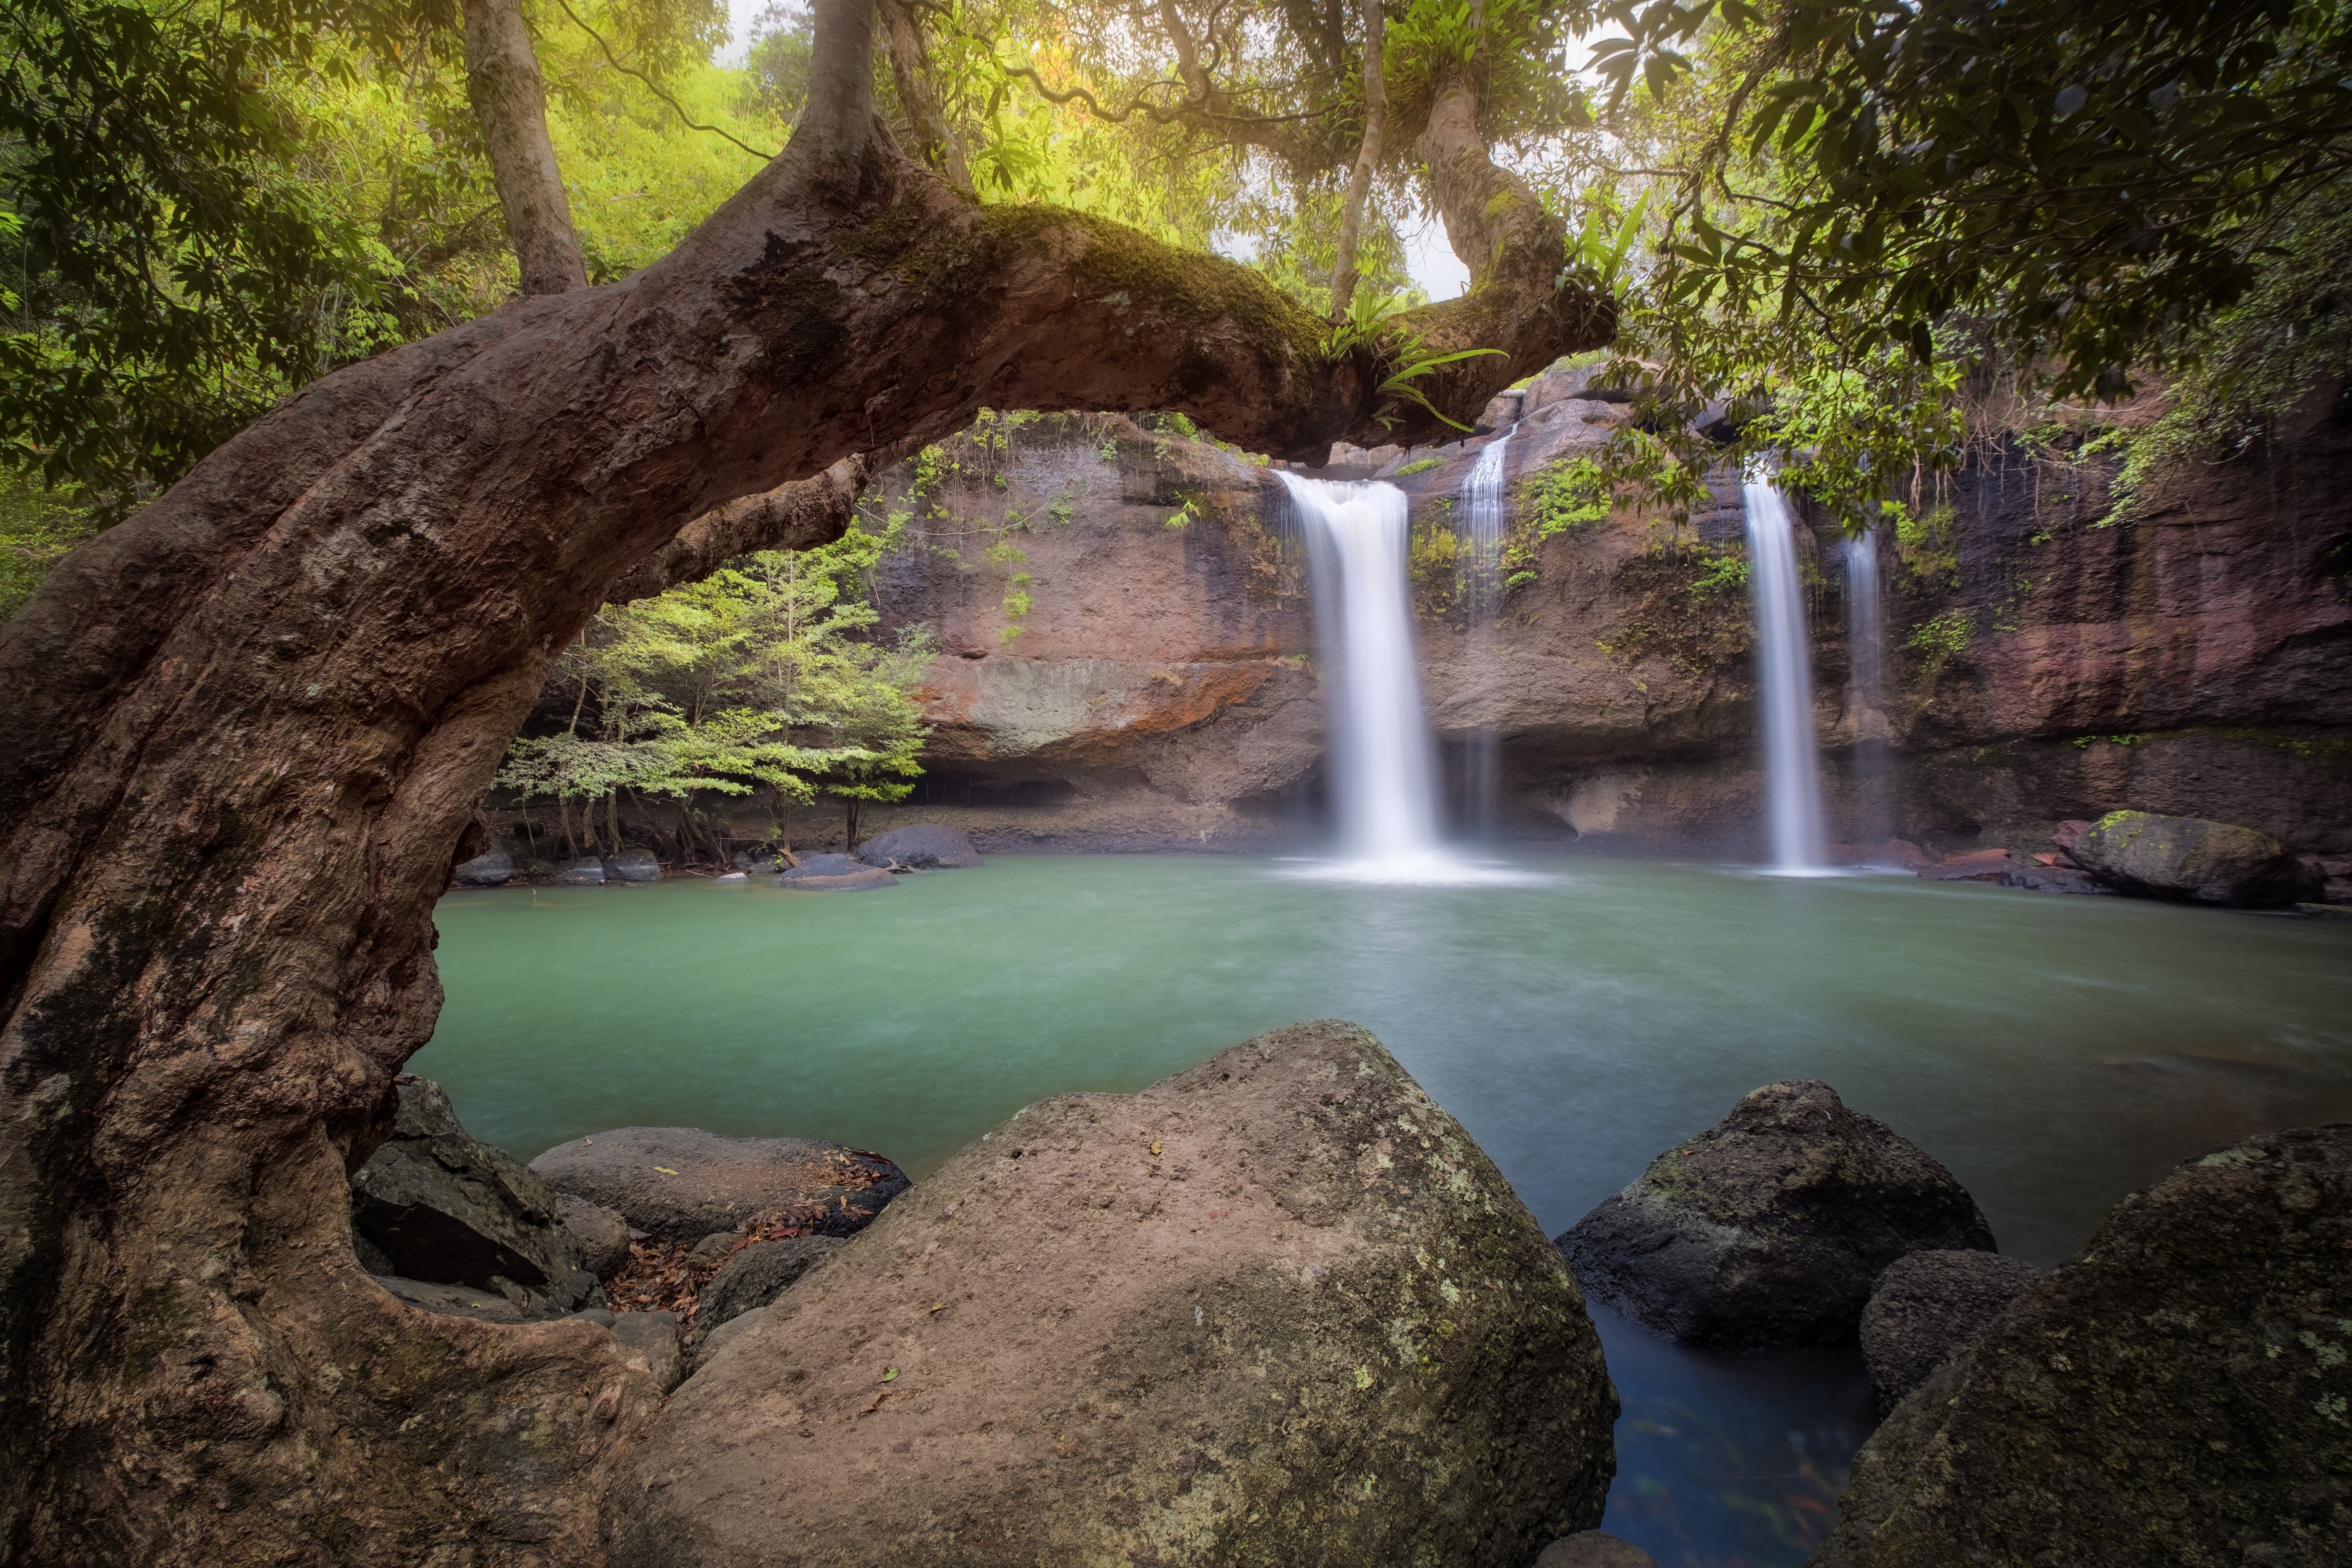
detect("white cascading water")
[1844,531,1889,846]
[1280,471,1447,867]
[1458,427,1515,835]
[1743,480,1828,872]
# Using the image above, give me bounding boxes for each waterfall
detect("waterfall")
[1743,481,1827,872]
[1280,472,1445,865]
[1458,428,1515,835]
[1844,531,1890,846]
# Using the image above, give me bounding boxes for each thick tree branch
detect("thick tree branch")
[879,0,971,190]
[604,451,894,605]
[1328,0,1387,315]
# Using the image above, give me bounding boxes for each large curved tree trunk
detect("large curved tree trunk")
[0,1,1606,1557]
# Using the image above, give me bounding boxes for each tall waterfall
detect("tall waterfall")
[1743,481,1827,872]
[1281,472,1445,865]
[1844,531,1889,846]
[1458,428,1515,835]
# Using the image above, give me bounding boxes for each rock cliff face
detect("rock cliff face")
[850,382,2351,857]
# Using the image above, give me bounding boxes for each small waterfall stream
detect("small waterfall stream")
[1458,428,1515,835]
[1743,481,1828,872]
[1844,531,1889,846]
[1280,471,1446,867]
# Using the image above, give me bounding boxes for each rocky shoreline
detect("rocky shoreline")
[348,1021,2349,1567]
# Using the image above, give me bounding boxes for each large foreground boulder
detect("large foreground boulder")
[1858,1250,2044,1412]
[608,1021,1620,1568]
[1813,1124,2352,1568]
[350,1075,600,1313]
[2071,810,2322,906]
[1557,1081,1995,1350]
[530,1127,910,1242]
[856,822,982,868]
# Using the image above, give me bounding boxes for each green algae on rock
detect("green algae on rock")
[608,1020,1617,1568]
[1811,1123,2352,1568]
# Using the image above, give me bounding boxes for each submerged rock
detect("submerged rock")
[351,1076,600,1313]
[855,822,981,869]
[693,1236,842,1342]
[774,852,896,891]
[609,1021,1619,1568]
[1557,1080,1994,1350]
[530,1127,909,1243]
[1536,1533,1659,1568]
[1811,1124,2352,1568]
[1858,1249,2044,1412]
[452,848,514,886]
[2071,810,2321,906]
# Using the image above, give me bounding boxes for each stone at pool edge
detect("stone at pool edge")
[608,1020,1617,1568]
[453,848,514,886]
[774,852,896,891]
[1858,1249,2045,1413]
[1808,1124,2352,1568]
[1534,1533,1660,1568]
[528,1127,911,1244]
[1556,1079,1995,1352]
[604,848,662,882]
[555,856,605,885]
[854,822,981,869]
[2071,809,2322,907]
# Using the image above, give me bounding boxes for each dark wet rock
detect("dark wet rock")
[854,822,981,869]
[609,1022,1618,1568]
[1922,848,2016,882]
[453,848,514,886]
[350,1076,598,1311]
[1534,1533,1659,1568]
[1557,1080,1995,1350]
[774,852,896,891]
[1811,1124,2352,1568]
[684,1230,740,1272]
[694,1237,843,1341]
[612,1311,685,1394]
[2071,810,2323,906]
[1858,1250,2045,1412]
[604,847,662,882]
[555,857,606,885]
[529,1127,909,1243]
[556,1193,632,1278]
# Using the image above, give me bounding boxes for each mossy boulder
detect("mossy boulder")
[1811,1124,2352,1568]
[609,1021,1618,1568]
[2071,809,2321,906]
[1557,1081,1994,1350]
[1858,1250,2044,1412]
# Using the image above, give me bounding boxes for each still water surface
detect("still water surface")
[416,855,2352,1568]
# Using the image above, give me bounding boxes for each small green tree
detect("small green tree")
[495,516,932,861]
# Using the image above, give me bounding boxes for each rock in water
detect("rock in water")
[556,856,606,885]
[530,1127,910,1242]
[2071,810,2322,906]
[855,822,982,869]
[693,1236,843,1340]
[452,847,514,885]
[1858,1250,2044,1412]
[604,847,662,882]
[1812,1124,2352,1568]
[608,1022,1619,1568]
[350,1076,600,1312]
[774,851,897,891]
[1557,1081,1994,1350]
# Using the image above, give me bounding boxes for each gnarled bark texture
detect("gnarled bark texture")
[0,0,1606,1558]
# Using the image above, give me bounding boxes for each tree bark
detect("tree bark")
[465,0,590,295]
[1328,0,1388,317]
[0,0,1605,1556]
[878,0,971,192]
